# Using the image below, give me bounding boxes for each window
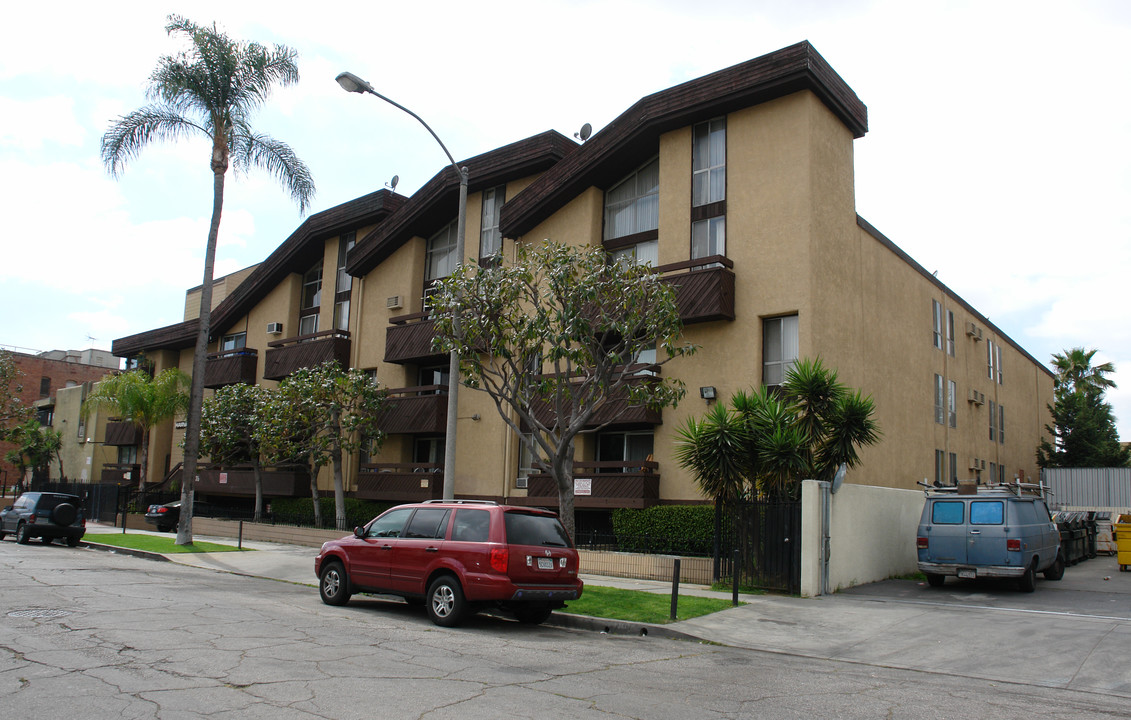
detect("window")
[518,432,539,483]
[949,452,957,484]
[934,374,944,425]
[597,430,654,468]
[604,157,659,242]
[403,508,451,539]
[418,364,450,393]
[987,340,1002,384]
[970,501,1004,525]
[39,376,51,398]
[935,449,946,486]
[300,260,322,335]
[989,462,996,483]
[611,239,658,267]
[451,508,490,543]
[692,118,726,207]
[692,118,726,264]
[931,501,964,524]
[220,332,246,351]
[480,185,505,259]
[414,436,445,467]
[932,300,943,350]
[366,507,413,538]
[946,311,955,356]
[999,404,1005,444]
[334,232,355,332]
[763,315,799,388]
[947,379,956,427]
[989,400,997,441]
[117,445,137,465]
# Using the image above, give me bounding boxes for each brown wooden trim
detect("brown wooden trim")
[654,255,733,273]
[691,200,726,223]
[602,228,659,251]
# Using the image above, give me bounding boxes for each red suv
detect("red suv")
[314,500,583,626]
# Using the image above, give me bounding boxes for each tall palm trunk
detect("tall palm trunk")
[177,165,224,546]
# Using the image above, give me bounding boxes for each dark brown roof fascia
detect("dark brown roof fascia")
[856,215,1053,379]
[500,41,868,239]
[347,130,577,277]
[111,189,404,357]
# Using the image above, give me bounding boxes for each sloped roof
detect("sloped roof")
[113,189,403,357]
[346,130,576,277]
[500,41,868,239]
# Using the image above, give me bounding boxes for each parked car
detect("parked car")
[0,492,86,546]
[314,500,584,626]
[145,501,181,532]
[916,480,1064,592]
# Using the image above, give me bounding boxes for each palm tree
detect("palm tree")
[102,16,315,545]
[1051,347,1116,397]
[81,369,190,495]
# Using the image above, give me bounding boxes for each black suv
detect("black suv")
[0,492,86,546]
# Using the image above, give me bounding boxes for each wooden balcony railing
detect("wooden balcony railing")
[100,463,142,486]
[384,312,446,365]
[193,465,308,498]
[517,461,660,509]
[377,386,448,434]
[263,330,351,380]
[655,255,735,324]
[356,463,445,502]
[104,421,142,446]
[204,348,259,388]
[531,367,663,430]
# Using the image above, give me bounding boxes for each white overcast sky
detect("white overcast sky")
[2,1,1129,435]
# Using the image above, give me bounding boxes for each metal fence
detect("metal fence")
[1042,468,1131,509]
[717,499,802,594]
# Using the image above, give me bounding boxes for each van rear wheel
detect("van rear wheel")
[1043,552,1065,581]
[925,573,945,588]
[1018,563,1037,592]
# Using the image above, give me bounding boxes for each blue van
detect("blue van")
[916,481,1063,592]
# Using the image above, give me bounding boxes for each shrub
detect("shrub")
[611,505,715,555]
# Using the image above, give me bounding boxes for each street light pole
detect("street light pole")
[336,71,467,500]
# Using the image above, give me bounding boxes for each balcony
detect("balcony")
[517,461,660,509]
[385,312,446,365]
[100,463,141,486]
[193,466,308,498]
[203,348,259,388]
[377,386,448,434]
[104,421,142,446]
[531,368,663,430]
[656,256,735,324]
[356,463,444,502]
[263,330,351,381]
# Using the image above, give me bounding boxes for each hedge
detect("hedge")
[610,505,716,556]
[269,497,395,529]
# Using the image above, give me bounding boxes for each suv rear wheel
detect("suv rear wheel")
[513,605,554,625]
[427,576,466,627]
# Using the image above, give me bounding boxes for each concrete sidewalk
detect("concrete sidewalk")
[82,523,1131,699]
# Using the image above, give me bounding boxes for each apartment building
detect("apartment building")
[110,42,1054,525]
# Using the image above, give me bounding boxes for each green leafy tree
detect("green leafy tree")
[432,242,696,539]
[102,15,315,546]
[200,383,269,521]
[4,420,62,492]
[1037,347,1128,468]
[1,350,34,441]
[257,362,386,530]
[676,358,880,501]
[81,369,190,493]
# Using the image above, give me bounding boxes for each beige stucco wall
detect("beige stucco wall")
[800,479,923,596]
[54,382,118,483]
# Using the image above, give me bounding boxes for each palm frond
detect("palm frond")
[232,131,315,214]
[101,108,206,177]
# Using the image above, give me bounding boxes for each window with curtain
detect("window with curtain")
[692,118,726,264]
[299,260,322,335]
[763,315,799,388]
[604,157,659,241]
[334,232,355,331]
[480,185,505,259]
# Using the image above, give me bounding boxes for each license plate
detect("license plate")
[957,568,976,579]
[537,557,554,570]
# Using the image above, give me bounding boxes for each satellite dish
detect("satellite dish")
[575,122,592,142]
[386,175,399,192]
[830,463,847,494]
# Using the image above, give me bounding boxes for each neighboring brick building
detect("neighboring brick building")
[1,348,118,488]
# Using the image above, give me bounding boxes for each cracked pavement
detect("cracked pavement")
[2,540,1129,719]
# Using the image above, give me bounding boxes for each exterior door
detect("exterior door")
[925,500,968,565]
[966,499,1008,568]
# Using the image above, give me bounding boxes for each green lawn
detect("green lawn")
[558,585,742,624]
[84,533,247,554]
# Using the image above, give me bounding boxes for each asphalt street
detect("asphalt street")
[3,538,1130,719]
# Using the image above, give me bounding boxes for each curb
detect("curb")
[81,540,171,563]
[546,612,705,643]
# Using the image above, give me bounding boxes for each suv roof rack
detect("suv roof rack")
[420,499,498,505]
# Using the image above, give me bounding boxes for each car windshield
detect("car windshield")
[504,512,572,547]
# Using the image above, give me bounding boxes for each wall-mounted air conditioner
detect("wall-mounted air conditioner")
[967,389,985,406]
[966,322,983,341]
[386,296,403,310]
[266,322,283,335]
[515,476,529,489]
[969,457,980,470]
